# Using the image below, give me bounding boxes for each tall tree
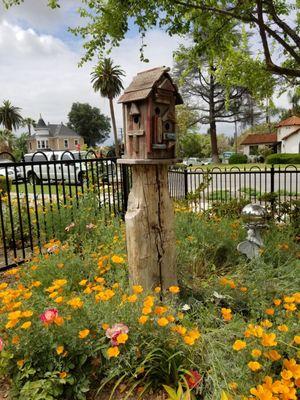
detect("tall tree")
[22,117,36,136]
[14,132,29,161]
[0,100,23,131]
[91,58,125,157]
[174,52,252,162]
[0,129,15,154]
[68,102,111,147]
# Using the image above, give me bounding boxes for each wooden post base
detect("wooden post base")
[125,164,177,290]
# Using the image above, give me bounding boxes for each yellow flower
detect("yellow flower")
[67,297,83,309]
[157,317,169,327]
[248,361,262,372]
[111,255,125,264]
[174,325,187,336]
[49,292,58,299]
[154,286,161,293]
[264,350,281,361]
[183,335,195,345]
[56,346,64,355]
[221,308,232,321]
[142,307,152,315]
[0,283,8,290]
[281,369,293,380]
[188,329,200,340]
[20,321,31,330]
[293,335,300,345]
[54,316,64,326]
[169,286,180,294]
[79,279,87,286]
[31,281,41,288]
[59,372,68,379]
[167,315,175,322]
[232,340,246,351]
[261,333,277,347]
[239,287,248,292]
[261,319,272,328]
[127,294,137,303]
[84,287,92,294]
[143,296,155,308]
[78,329,90,339]
[55,296,64,303]
[228,382,238,390]
[284,296,295,303]
[107,346,120,358]
[102,323,109,330]
[251,349,262,358]
[284,303,296,311]
[6,319,19,329]
[273,298,282,306]
[12,336,20,345]
[132,285,143,294]
[278,324,289,332]
[8,310,22,320]
[21,311,33,318]
[138,316,148,325]
[17,359,25,368]
[265,308,274,316]
[116,333,128,344]
[154,306,168,315]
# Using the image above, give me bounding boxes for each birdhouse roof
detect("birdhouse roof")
[118,66,183,104]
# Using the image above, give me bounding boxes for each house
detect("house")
[240,115,300,156]
[27,116,84,152]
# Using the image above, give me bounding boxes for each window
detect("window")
[74,139,78,146]
[249,145,258,155]
[29,142,32,150]
[64,139,69,148]
[37,140,48,150]
[37,140,41,149]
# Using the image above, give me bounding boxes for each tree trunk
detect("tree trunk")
[125,164,177,291]
[209,71,220,163]
[109,97,120,158]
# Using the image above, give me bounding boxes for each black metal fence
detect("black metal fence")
[1,152,299,271]
[0,151,131,271]
[169,165,299,215]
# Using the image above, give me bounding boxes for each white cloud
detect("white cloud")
[0,18,182,144]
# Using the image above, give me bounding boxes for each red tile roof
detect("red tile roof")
[277,115,300,127]
[240,133,278,145]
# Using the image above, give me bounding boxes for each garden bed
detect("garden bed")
[0,204,299,400]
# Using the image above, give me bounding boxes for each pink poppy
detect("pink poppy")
[105,323,129,346]
[0,337,4,351]
[40,308,58,325]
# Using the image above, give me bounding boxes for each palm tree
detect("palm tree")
[91,58,125,157]
[22,117,36,136]
[0,100,23,131]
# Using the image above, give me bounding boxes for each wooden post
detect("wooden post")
[125,163,177,290]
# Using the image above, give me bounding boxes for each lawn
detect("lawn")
[0,201,299,400]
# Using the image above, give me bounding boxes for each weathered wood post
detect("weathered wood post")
[118,67,183,291]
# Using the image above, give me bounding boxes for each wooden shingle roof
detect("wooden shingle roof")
[277,115,300,127]
[118,66,183,104]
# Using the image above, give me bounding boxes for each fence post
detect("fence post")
[121,165,129,218]
[184,168,188,199]
[270,164,275,216]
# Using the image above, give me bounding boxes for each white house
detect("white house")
[241,115,300,156]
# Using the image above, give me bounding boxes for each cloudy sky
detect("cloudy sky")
[0,1,289,144]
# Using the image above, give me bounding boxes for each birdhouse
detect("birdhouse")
[118,67,183,163]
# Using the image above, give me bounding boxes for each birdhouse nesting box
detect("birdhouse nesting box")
[118,67,183,163]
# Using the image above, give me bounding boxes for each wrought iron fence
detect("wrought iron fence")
[169,165,299,217]
[1,152,299,271]
[0,151,131,271]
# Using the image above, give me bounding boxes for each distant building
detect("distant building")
[27,115,84,152]
[240,115,300,156]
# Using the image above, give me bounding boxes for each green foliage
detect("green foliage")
[0,175,11,194]
[178,133,210,158]
[67,102,110,147]
[266,153,300,164]
[0,100,23,132]
[228,153,247,164]
[13,133,29,161]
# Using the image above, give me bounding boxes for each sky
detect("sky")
[0,0,290,145]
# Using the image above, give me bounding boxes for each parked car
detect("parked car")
[0,159,22,182]
[183,157,203,166]
[201,158,212,165]
[22,151,115,185]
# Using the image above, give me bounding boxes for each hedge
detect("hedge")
[228,153,248,164]
[266,153,300,164]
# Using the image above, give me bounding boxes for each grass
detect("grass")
[186,163,300,171]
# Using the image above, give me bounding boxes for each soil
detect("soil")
[0,379,9,400]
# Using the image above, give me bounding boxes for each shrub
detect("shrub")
[228,153,248,164]
[0,176,11,194]
[266,153,300,164]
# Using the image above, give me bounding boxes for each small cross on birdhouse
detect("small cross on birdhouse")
[118,66,183,163]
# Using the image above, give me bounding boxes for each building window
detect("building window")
[249,145,259,155]
[74,139,78,146]
[37,140,41,149]
[64,139,69,148]
[29,142,32,150]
